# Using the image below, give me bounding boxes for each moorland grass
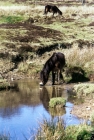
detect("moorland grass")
[0,5,94,21]
[0,3,93,78]
[0,5,93,45]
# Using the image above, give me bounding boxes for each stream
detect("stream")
[0,79,83,140]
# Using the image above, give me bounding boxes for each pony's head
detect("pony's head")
[58,10,62,15]
[40,70,48,86]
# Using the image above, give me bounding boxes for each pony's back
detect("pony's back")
[56,52,65,66]
[43,52,65,71]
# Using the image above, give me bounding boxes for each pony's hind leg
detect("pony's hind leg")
[56,70,60,83]
[60,71,65,83]
[57,70,65,84]
[52,71,55,85]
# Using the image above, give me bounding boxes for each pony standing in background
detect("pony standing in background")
[44,5,62,16]
[40,52,65,86]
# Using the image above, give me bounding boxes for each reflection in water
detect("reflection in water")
[0,80,82,139]
[39,85,83,126]
[0,79,42,118]
[40,87,50,112]
[40,86,67,117]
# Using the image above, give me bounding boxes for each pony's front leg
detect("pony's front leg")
[52,71,55,85]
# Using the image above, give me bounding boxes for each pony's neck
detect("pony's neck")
[43,64,52,75]
[43,64,51,74]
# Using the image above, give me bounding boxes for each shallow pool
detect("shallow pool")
[0,79,82,140]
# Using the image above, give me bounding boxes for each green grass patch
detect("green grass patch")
[49,97,66,108]
[0,15,24,24]
[65,125,93,140]
[74,83,94,95]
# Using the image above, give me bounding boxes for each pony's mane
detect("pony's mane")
[42,52,57,74]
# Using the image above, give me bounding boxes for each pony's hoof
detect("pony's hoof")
[39,82,44,86]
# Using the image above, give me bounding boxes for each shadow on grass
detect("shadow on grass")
[66,66,90,84]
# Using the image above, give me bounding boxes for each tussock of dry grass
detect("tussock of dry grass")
[62,47,94,70]
[36,118,65,140]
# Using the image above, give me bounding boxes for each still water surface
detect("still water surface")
[0,79,82,140]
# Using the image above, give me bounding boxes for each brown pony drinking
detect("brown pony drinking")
[40,52,65,86]
[44,5,62,16]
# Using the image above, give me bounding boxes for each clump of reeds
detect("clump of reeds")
[35,118,65,140]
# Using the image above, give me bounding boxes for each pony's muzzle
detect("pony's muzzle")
[39,82,44,86]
